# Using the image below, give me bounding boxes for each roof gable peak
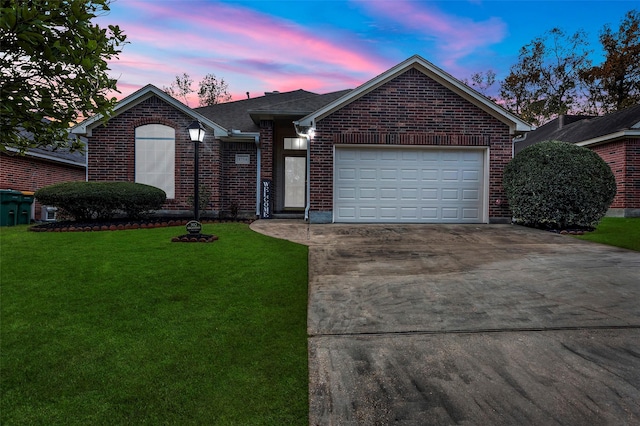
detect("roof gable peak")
[295,55,532,135]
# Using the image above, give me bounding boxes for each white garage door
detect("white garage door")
[334,146,486,223]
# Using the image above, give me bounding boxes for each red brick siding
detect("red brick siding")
[1,153,85,220]
[591,138,640,210]
[88,96,221,213]
[312,68,513,219]
[221,142,257,214]
[259,120,274,180]
[259,121,274,215]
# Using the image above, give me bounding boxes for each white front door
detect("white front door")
[285,156,306,209]
[334,146,486,223]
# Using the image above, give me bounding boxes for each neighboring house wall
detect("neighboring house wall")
[591,138,640,216]
[0,153,85,220]
[311,68,513,221]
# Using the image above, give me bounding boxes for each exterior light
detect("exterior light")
[188,120,206,142]
[188,120,205,224]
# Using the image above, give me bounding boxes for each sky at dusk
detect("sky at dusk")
[98,0,638,105]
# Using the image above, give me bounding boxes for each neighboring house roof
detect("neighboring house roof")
[514,103,640,153]
[71,84,228,138]
[195,89,351,132]
[294,54,533,135]
[4,125,87,168]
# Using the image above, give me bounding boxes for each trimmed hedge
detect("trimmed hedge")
[35,182,166,221]
[503,140,616,229]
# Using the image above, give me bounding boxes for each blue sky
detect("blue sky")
[99,0,638,104]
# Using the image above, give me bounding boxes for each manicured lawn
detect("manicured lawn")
[575,217,640,251]
[0,223,308,425]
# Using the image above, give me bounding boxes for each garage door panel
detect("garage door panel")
[441,189,459,200]
[442,169,460,181]
[401,169,418,181]
[337,187,356,200]
[338,168,356,180]
[462,189,480,201]
[380,188,398,200]
[401,188,418,200]
[462,170,480,182]
[335,147,485,223]
[359,168,377,180]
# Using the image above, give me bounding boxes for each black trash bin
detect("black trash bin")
[0,190,21,226]
[17,191,35,225]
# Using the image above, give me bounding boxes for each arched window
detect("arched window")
[135,124,175,199]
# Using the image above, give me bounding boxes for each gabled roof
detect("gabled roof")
[294,54,533,135]
[514,103,640,153]
[248,89,352,121]
[71,84,228,138]
[195,89,351,132]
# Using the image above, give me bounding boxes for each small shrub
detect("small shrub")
[35,182,166,221]
[503,140,616,229]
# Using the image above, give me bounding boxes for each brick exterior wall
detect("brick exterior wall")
[259,120,274,216]
[88,96,220,215]
[1,153,85,220]
[591,138,640,213]
[311,68,513,221]
[221,141,258,216]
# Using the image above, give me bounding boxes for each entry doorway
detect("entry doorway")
[284,156,306,208]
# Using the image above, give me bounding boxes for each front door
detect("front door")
[284,156,306,209]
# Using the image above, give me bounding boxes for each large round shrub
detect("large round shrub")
[503,140,616,229]
[35,181,166,221]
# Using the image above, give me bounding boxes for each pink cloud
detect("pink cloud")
[97,0,402,102]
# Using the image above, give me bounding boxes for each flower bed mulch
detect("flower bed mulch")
[29,218,253,233]
[171,233,219,243]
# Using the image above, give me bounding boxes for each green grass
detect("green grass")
[0,223,309,425]
[575,217,640,251]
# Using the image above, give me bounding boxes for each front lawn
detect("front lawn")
[0,223,308,425]
[575,217,640,251]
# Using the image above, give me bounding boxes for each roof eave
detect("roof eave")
[3,146,86,167]
[71,85,228,138]
[575,129,640,147]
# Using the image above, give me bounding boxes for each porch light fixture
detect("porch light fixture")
[188,120,206,222]
[188,120,206,142]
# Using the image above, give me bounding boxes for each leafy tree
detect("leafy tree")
[0,0,127,153]
[163,72,194,106]
[581,9,640,113]
[198,73,232,107]
[163,72,232,107]
[499,28,591,125]
[463,70,497,100]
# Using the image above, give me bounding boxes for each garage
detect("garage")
[334,146,486,223]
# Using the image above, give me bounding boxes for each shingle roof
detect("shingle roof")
[10,123,87,167]
[514,104,640,154]
[194,89,352,132]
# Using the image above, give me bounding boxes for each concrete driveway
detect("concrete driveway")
[250,221,640,425]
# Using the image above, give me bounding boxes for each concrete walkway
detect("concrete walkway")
[250,221,640,425]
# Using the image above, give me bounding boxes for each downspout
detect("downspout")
[254,134,261,218]
[294,121,314,222]
[304,134,310,221]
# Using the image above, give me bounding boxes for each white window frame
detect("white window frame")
[135,124,175,199]
[284,137,307,150]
